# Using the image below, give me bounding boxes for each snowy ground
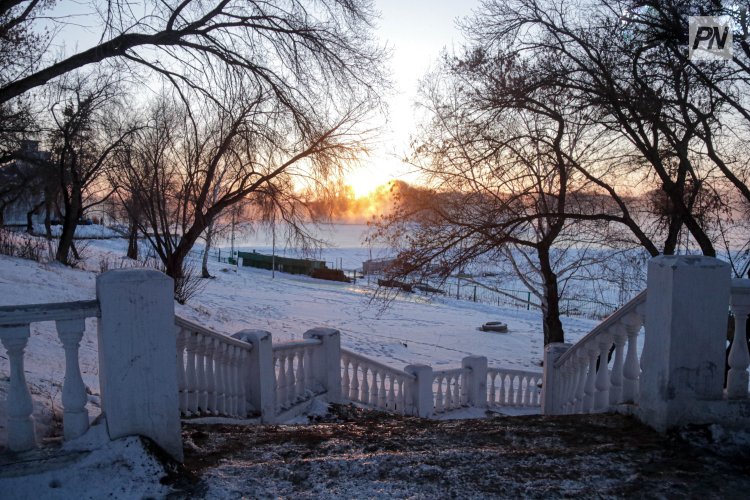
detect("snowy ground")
[0,235,602,497]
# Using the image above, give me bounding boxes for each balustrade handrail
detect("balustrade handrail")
[0,300,100,326]
[488,367,543,377]
[175,316,253,351]
[555,290,646,368]
[341,348,417,381]
[433,367,470,378]
[272,338,322,352]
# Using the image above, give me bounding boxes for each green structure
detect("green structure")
[236,251,327,275]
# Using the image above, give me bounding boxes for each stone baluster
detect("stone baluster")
[728,279,750,399]
[350,361,360,401]
[515,374,524,406]
[361,366,370,405]
[434,376,444,412]
[195,335,208,414]
[573,352,588,413]
[284,353,295,404]
[276,353,287,410]
[622,310,642,403]
[176,329,187,415]
[55,318,89,440]
[204,337,217,413]
[378,373,387,408]
[500,373,510,405]
[583,347,598,413]
[609,325,626,405]
[185,332,198,414]
[227,345,238,416]
[488,373,497,405]
[594,335,612,411]
[236,348,248,417]
[216,342,227,415]
[1,324,36,451]
[297,349,306,399]
[387,376,396,410]
[454,374,461,407]
[370,370,379,407]
[398,379,405,413]
[342,358,350,398]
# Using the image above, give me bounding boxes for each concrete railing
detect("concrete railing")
[0,300,99,451]
[543,256,750,432]
[176,317,253,418]
[0,269,183,461]
[488,368,543,408]
[341,349,416,415]
[543,291,646,415]
[272,338,323,414]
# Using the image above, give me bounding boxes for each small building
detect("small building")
[362,257,396,275]
[237,251,327,275]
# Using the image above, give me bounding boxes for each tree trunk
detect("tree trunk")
[126,220,138,260]
[201,223,214,278]
[56,186,82,265]
[538,246,565,346]
[25,201,44,234]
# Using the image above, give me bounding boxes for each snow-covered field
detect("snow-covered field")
[0,234,599,498]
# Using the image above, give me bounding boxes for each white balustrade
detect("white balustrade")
[487,368,542,408]
[340,350,415,414]
[272,339,322,412]
[175,316,253,418]
[432,368,469,413]
[0,300,99,452]
[546,291,646,415]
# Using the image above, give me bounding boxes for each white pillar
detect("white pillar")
[96,269,183,462]
[231,329,274,422]
[404,364,434,418]
[640,255,730,431]
[462,356,487,407]
[303,327,342,403]
[541,342,571,415]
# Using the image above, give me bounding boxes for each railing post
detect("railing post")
[232,329,274,423]
[303,327,342,403]
[462,356,487,407]
[728,279,750,399]
[404,364,433,418]
[96,269,183,462]
[1,324,36,451]
[541,342,571,415]
[640,256,730,431]
[56,318,89,440]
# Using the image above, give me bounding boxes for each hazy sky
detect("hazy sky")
[345,0,482,196]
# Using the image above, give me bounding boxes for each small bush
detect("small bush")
[0,228,49,263]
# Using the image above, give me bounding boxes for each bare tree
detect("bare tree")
[0,1,385,109]
[46,72,139,264]
[117,86,371,299]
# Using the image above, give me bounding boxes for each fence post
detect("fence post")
[404,364,434,418]
[232,329,274,423]
[542,342,572,415]
[303,327,342,403]
[462,356,487,407]
[96,269,183,462]
[640,255,730,431]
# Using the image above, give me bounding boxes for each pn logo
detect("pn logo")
[689,16,732,60]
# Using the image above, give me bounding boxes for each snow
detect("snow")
[0,231,601,496]
[31,223,121,239]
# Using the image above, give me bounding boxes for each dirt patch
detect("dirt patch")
[177,405,750,498]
